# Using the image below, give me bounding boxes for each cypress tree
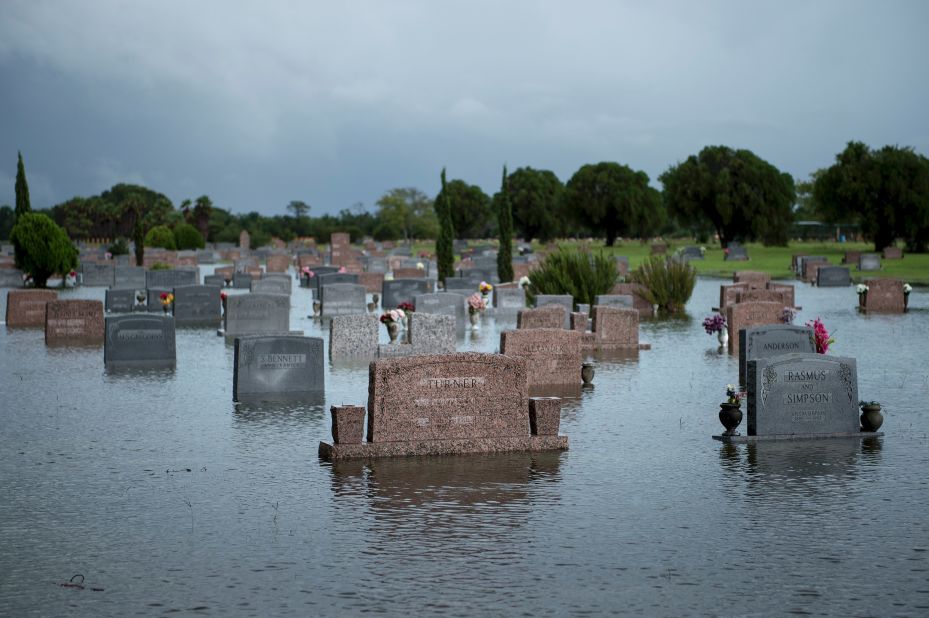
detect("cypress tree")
[436,168,455,285]
[15,151,31,218]
[497,164,514,282]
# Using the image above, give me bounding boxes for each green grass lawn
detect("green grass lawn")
[411,239,929,285]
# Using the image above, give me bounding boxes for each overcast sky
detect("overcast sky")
[1,0,927,217]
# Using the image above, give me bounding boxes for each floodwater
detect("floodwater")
[1,275,928,616]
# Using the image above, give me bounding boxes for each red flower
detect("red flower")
[160,292,168,300]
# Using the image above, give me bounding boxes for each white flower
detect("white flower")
[856,284,868,294]
[416,262,425,270]
[726,384,734,391]
[903,283,912,293]
[518,276,531,288]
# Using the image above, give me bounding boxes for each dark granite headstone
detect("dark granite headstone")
[0,269,24,288]
[233,335,324,402]
[415,292,467,331]
[146,269,198,289]
[114,266,146,290]
[251,277,292,296]
[738,324,816,387]
[315,272,359,296]
[747,353,859,436]
[172,285,221,326]
[725,246,749,261]
[105,289,147,313]
[816,266,851,287]
[382,278,433,309]
[104,315,176,368]
[203,274,226,288]
[443,277,480,294]
[233,272,253,289]
[680,246,704,261]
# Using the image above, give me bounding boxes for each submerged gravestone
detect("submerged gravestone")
[81,262,115,287]
[104,315,176,369]
[45,300,105,345]
[816,266,851,287]
[315,272,359,296]
[172,285,221,327]
[500,328,582,389]
[251,277,292,296]
[233,335,324,402]
[593,294,634,309]
[858,254,881,272]
[146,269,198,290]
[329,314,379,359]
[321,283,367,317]
[746,353,860,437]
[738,324,816,387]
[5,290,57,327]
[105,289,144,313]
[232,272,253,289]
[224,293,290,337]
[442,277,479,294]
[535,294,573,328]
[726,301,783,355]
[415,292,467,331]
[203,274,226,288]
[382,278,433,309]
[0,269,24,288]
[494,287,526,310]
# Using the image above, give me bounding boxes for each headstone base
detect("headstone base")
[712,431,883,443]
[319,435,568,461]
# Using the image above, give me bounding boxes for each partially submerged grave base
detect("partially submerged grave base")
[320,435,567,461]
[319,352,569,461]
[713,431,883,444]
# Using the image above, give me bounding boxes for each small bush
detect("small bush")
[630,256,696,314]
[526,248,617,307]
[108,237,130,256]
[10,212,78,288]
[145,225,176,250]
[173,223,205,250]
[150,262,173,271]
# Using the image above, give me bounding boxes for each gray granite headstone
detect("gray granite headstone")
[747,353,859,436]
[104,315,176,369]
[725,246,749,261]
[680,246,704,261]
[251,277,292,296]
[224,293,290,337]
[81,262,115,287]
[858,254,881,271]
[232,335,324,402]
[366,258,388,273]
[196,250,215,264]
[146,288,171,313]
[738,324,816,387]
[414,292,467,332]
[443,277,479,293]
[795,256,826,276]
[203,274,226,288]
[172,285,221,327]
[321,283,367,317]
[234,258,258,272]
[114,266,146,289]
[0,269,24,288]
[382,278,433,309]
[593,294,634,309]
[315,272,359,296]
[535,294,573,328]
[233,272,253,289]
[329,314,379,359]
[105,289,147,313]
[816,266,851,287]
[494,287,526,310]
[146,269,198,289]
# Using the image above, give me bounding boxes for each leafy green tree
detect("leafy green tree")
[286,200,311,220]
[0,205,14,240]
[173,223,205,250]
[496,165,514,282]
[145,224,177,250]
[434,178,493,238]
[435,168,455,284]
[376,187,438,242]
[814,142,929,252]
[15,151,31,218]
[564,162,664,246]
[506,167,564,242]
[660,146,795,247]
[10,213,77,287]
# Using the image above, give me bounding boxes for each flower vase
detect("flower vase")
[162,306,170,316]
[719,402,743,436]
[469,311,480,329]
[581,363,595,386]
[387,321,400,343]
[717,326,729,346]
[860,404,884,432]
[312,300,321,317]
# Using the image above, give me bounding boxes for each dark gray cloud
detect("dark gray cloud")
[2,0,927,215]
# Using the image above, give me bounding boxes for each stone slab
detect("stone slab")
[534,294,573,328]
[224,293,290,337]
[863,278,905,313]
[251,277,292,296]
[105,288,147,313]
[45,299,104,344]
[382,278,433,310]
[713,432,882,443]
[319,435,567,460]
[104,314,176,368]
[146,269,198,289]
[747,353,859,436]
[172,284,222,326]
[0,269,25,288]
[726,301,783,355]
[858,254,881,271]
[81,262,115,287]
[593,294,634,309]
[321,283,367,317]
[329,314,379,358]
[733,271,769,288]
[590,306,642,349]
[6,290,57,327]
[233,335,324,401]
[816,266,851,287]
[738,324,815,387]
[494,287,526,310]
[500,328,582,387]
[517,305,565,329]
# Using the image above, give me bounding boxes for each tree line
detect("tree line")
[4,141,929,261]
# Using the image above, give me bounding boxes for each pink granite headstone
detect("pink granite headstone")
[517,305,565,329]
[733,271,770,289]
[590,306,641,349]
[6,290,58,327]
[863,279,905,313]
[266,255,290,273]
[719,283,751,310]
[500,328,582,387]
[610,283,653,317]
[45,299,105,344]
[726,301,783,355]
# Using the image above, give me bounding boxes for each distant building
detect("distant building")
[790,221,860,241]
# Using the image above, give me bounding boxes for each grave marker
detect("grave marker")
[517,305,566,329]
[726,301,783,355]
[5,290,57,327]
[862,279,906,313]
[816,266,851,287]
[146,269,198,289]
[738,324,816,387]
[104,315,176,369]
[224,293,290,337]
[172,285,221,326]
[382,278,433,310]
[321,283,367,317]
[500,328,582,388]
[329,314,379,358]
[45,300,104,344]
[858,254,881,271]
[81,262,115,287]
[233,335,324,401]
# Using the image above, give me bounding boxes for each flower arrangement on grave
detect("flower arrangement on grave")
[856,283,869,295]
[396,302,414,313]
[416,262,425,270]
[805,317,834,354]
[904,283,912,295]
[725,384,745,405]
[379,308,405,324]
[702,313,726,335]
[160,292,175,314]
[301,266,315,279]
[220,291,227,311]
[467,293,486,315]
[518,276,531,289]
[479,281,493,298]
[105,252,112,260]
[780,307,797,324]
